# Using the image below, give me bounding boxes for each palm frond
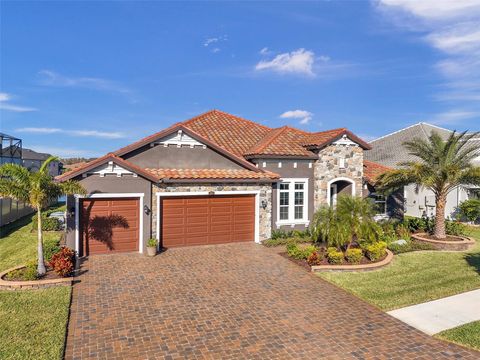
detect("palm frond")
[0,179,30,203]
[458,166,480,187]
[0,163,31,187]
[59,180,87,196]
[39,156,60,175]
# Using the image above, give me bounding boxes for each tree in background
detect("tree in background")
[377,131,480,239]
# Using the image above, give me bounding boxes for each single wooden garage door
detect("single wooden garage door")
[161,195,255,247]
[81,198,139,256]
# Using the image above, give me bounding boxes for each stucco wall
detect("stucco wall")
[404,184,469,219]
[152,182,272,242]
[313,145,364,209]
[122,144,244,170]
[253,159,314,231]
[65,174,152,253]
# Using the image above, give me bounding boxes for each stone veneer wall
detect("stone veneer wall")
[313,144,364,209]
[152,183,272,241]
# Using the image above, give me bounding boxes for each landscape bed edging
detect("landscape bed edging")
[0,265,72,291]
[411,233,475,251]
[310,249,394,272]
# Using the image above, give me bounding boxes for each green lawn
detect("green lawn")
[318,228,480,311]
[436,321,480,351]
[0,209,71,360]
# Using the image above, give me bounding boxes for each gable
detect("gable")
[332,134,360,146]
[82,161,138,178]
[122,142,245,170]
[154,130,206,148]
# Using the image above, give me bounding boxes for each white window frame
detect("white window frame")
[74,193,145,257]
[276,178,309,227]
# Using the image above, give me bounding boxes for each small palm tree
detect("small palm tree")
[0,156,85,275]
[310,195,382,249]
[377,131,480,239]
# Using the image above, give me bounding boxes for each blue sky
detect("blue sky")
[1,1,479,158]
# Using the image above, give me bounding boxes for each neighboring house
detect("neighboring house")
[22,148,62,176]
[0,134,62,227]
[58,109,379,256]
[365,122,480,219]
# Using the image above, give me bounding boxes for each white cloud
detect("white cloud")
[28,145,98,158]
[15,127,126,139]
[0,92,37,112]
[259,47,271,55]
[279,110,313,125]
[38,70,132,95]
[429,110,479,125]
[378,0,480,20]
[376,0,480,104]
[255,48,316,76]
[203,35,227,53]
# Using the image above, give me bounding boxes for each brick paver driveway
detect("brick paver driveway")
[65,243,479,359]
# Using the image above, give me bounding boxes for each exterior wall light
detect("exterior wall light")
[144,205,151,215]
[261,200,268,210]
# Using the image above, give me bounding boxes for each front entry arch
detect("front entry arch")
[327,177,355,206]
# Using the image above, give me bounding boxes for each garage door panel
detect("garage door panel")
[161,195,254,247]
[81,198,139,256]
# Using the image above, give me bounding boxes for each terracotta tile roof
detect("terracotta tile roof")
[244,126,315,158]
[363,160,392,185]
[182,110,272,157]
[56,153,159,183]
[145,168,279,180]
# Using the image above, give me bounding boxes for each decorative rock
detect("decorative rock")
[392,239,408,246]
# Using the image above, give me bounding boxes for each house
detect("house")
[365,122,480,219]
[58,110,378,256]
[22,148,62,176]
[0,134,63,227]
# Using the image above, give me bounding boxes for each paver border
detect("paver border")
[0,265,72,290]
[412,233,475,251]
[311,249,394,272]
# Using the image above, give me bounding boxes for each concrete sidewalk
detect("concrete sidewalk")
[388,289,480,335]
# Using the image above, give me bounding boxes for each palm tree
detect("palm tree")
[0,156,85,275]
[377,131,480,239]
[310,195,382,249]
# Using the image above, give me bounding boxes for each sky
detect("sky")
[1,0,479,158]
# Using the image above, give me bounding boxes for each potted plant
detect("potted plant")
[146,238,158,256]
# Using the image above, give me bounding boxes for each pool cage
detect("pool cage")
[0,132,22,165]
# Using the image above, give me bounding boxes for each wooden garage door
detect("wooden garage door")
[81,198,139,256]
[161,195,255,247]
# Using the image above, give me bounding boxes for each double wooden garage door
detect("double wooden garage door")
[80,195,255,255]
[80,198,139,256]
[161,195,255,248]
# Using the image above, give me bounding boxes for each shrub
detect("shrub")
[387,240,435,254]
[272,229,311,240]
[147,238,157,247]
[345,248,363,264]
[43,238,61,263]
[326,247,344,264]
[286,243,304,259]
[307,251,321,266]
[402,216,426,233]
[32,213,62,231]
[262,236,312,247]
[48,247,75,277]
[287,243,317,260]
[365,241,387,261]
[395,224,411,240]
[5,260,38,281]
[458,199,480,223]
[445,221,467,236]
[379,221,397,243]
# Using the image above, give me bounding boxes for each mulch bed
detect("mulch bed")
[416,234,465,242]
[280,250,388,271]
[2,267,68,282]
